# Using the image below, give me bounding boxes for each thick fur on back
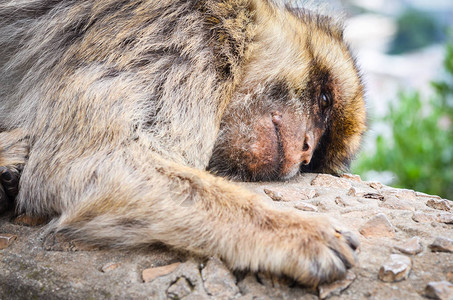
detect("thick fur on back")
[0,0,254,214]
[0,0,365,286]
[0,0,251,163]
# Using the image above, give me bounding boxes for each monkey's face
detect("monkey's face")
[209,77,333,181]
[208,13,366,182]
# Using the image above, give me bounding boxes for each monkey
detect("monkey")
[0,0,366,287]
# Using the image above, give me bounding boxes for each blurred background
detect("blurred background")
[319,0,453,199]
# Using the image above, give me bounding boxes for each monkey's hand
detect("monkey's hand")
[266,213,359,286]
[0,128,29,214]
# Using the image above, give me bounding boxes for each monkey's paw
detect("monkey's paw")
[0,165,22,214]
[280,216,359,287]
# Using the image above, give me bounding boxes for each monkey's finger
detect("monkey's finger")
[0,166,20,198]
[337,230,360,251]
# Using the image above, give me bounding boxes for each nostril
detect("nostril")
[302,132,313,153]
[301,133,313,165]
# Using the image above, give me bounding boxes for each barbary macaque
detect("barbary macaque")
[0,0,366,286]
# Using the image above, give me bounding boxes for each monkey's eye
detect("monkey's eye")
[319,92,332,111]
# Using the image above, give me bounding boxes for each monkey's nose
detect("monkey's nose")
[301,133,314,165]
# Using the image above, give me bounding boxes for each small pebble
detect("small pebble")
[142,262,180,283]
[360,213,395,238]
[427,199,451,212]
[101,262,120,273]
[202,257,240,299]
[364,193,385,201]
[412,211,437,223]
[347,187,383,200]
[368,181,383,190]
[335,196,348,207]
[298,188,318,200]
[294,202,318,212]
[263,189,283,201]
[424,281,453,300]
[429,237,453,253]
[167,277,192,299]
[311,174,352,189]
[319,270,356,299]
[0,234,17,250]
[378,254,411,282]
[394,237,423,255]
[340,173,361,182]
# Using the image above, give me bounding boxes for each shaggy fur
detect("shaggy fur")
[0,0,365,286]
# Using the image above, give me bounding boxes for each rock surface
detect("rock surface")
[426,199,451,212]
[0,173,452,299]
[142,262,181,283]
[359,213,396,237]
[424,281,453,300]
[318,271,356,299]
[394,236,424,255]
[0,233,16,250]
[429,237,453,253]
[378,254,412,282]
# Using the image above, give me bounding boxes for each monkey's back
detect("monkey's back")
[0,0,254,165]
[0,0,257,215]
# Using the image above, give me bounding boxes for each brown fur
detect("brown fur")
[0,0,365,286]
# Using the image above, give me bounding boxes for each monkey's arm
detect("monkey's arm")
[52,142,357,287]
[0,129,29,213]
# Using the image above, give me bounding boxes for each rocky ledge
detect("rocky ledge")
[1,173,452,299]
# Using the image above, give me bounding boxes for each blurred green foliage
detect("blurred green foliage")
[388,9,445,54]
[352,44,453,199]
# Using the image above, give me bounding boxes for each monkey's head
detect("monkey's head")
[208,9,366,181]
